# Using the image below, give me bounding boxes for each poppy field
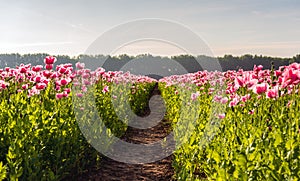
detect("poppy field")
[0,56,299,180]
[0,56,156,180]
[159,63,300,180]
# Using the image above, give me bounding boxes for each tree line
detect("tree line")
[0,53,299,73]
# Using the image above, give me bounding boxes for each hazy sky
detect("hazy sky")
[0,0,299,57]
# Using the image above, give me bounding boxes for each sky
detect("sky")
[0,0,299,57]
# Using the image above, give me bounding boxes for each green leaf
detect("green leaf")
[234,153,247,170]
[285,139,294,150]
[212,150,221,164]
[274,132,283,147]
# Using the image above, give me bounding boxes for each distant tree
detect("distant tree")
[292,54,300,63]
[172,54,202,72]
[0,53,298,72]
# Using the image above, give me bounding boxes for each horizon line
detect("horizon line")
[0,52,299,58]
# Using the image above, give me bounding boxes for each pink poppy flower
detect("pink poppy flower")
[253,83,268,94]
[235,76,245,87]
[229,97,239,107]
[220,97,228,104]
[59,79,69,86]
[22,84,29,90]
[44,56,57,64]
[82,86,87,92]
[56,93,64,99]
[20,67,27,73]
[102,85,109,93]
[32,65,43,72]
[76,62,85,69]
[0,80,9,89]
[55,85,61,91]
[248,109,254,114]
[83,79,91,85]
[28,87,40,96]
[275,70,282,77]
[76,93,83,98]
[287,100,292,108]
[43,71,52,78]
[43,79,49,85]
[254,65,263,71]
[62,91,68,97]
[214,95,223,102]
[58,67,67,74]
[45,64,53,70]
[50,72,59,79]
[241,94,251,102]
[191,91,200,101]
[266,86,279,99]
[247,79,258,89]
[34,76,42,83]
[82,73,90,79]
[218,113,225,119]
[64,88,71,94]
[36,83,47,90]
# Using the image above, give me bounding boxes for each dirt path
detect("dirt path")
[76,84,175,181]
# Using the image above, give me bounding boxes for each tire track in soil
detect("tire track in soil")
[76,83,175,181]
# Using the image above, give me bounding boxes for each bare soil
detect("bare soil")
[70,84,175,181]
